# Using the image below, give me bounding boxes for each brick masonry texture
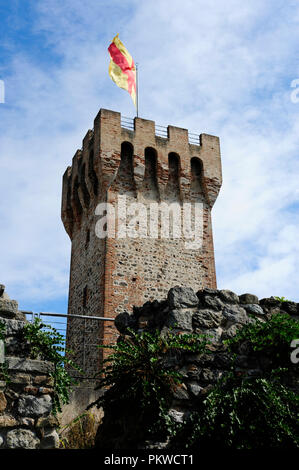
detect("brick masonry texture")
[61,109,222,373]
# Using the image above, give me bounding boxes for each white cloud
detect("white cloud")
[0,0,298,308]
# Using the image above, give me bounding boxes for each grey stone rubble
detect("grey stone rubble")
[0,284,59,449]
[97,285,299,449]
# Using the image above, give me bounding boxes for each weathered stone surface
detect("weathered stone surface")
[222,305,248,326]
[166,309,193,331]
[259,297,281,309]
[0,318,26,335]
[19,417,35,427]
[187,381,203,396]
[0,290,56,448]
[198,288,219,297]
[0,415,18,427]
[0,299,18,319]
[219,289,239,304]
[167,286,199,309]
[0,391,7,412]
[221,323,242,340]
[36,414,59,430]
[4,336,21,355]
[0,380,6,390]
[33,375,54,387]
[280,301,298,316]
[202,295,225,311]
[18,394,52,417]
[6,357,53,374]
[10,373,31,385]
[168,409,185,424]
[192,309,222,329]
[239,293,259,305]
[243,304,265,316]
[204,327,223,343]
[40,430,59,449]
[6,428,40,449]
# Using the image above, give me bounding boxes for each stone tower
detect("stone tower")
[61,108,222,375]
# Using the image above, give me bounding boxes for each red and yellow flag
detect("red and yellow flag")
[108,34,136,107]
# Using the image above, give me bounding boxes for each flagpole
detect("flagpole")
[136,62,139,117]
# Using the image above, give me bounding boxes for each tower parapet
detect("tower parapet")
[62,108,222,374]
[62,109,222,237]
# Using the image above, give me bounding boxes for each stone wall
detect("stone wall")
[0,285,59,449]
[95,286,299,448]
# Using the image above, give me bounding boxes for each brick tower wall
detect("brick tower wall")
[61,109,222,373]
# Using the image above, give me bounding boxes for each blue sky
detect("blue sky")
[0,0,298,319]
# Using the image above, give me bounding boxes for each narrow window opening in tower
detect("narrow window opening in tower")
[80,163,91,207]
[190,157,205,200]
[66,176,74,235]
[73,176,83,217]
[142,147,159,200]
[88,149,99,196]
[85,229,90,247]
[83,286,88,308]
[165,152,181,201]
[111,141,136,196]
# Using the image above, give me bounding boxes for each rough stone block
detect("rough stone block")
[168,287,199,309]
[40,430,60,449]
[222,305,248,326]
[166,309,193,331]
[219,289,239,304]
[6,357,53,374]
[0,391,7,412]
[18,394,52,417]
[192,309,222,329]
[243,304,265,316]
[0,318,26,335]
[239,293,259,305]
[6,428,40,449]
[0,299,18,319]
[0,415,18,427]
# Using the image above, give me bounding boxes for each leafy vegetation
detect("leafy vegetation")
[90,329,211,448]
[274,296,290,302]
[171,313,299,449]
[225,312,299,369]
[170,372,299,450]
[22,318,81,414]
[93,313,299,449]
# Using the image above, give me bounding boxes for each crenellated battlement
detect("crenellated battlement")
[61,108,222,239]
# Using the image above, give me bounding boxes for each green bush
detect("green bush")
[170,372,299,450]
[170,313,299,449]
[93,313,299,449]
[91,329,211,448]
[226,312,299,369]
[22,318,81,414]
